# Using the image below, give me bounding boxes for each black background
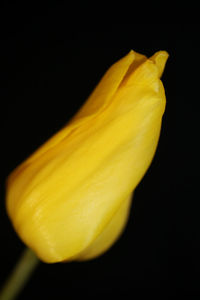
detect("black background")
[1,4,200,297]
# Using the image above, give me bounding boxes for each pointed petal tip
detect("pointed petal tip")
[126,49,135,59]
[128,49,135,55]
[151,50,169,78]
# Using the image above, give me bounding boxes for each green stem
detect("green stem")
[0,248,39,300]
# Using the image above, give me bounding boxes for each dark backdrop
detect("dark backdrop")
[1,6,199,297]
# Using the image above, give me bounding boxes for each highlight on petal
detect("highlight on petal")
[6,49,168,263]
[76,193,133,261]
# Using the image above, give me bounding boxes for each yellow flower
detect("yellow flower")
[6,50,168,263]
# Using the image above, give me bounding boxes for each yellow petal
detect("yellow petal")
[15,50,136,166]
[6,50,168,263]
[150,51,169,78]
[76,193,133,261]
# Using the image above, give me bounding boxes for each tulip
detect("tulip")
[6,50,168,263]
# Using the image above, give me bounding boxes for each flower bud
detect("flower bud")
[6,50,168,263]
